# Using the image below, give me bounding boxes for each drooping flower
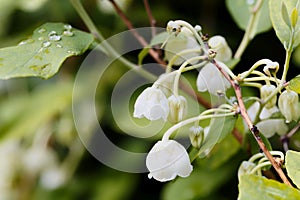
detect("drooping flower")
[165,27,201,66]
[196,62,231,95]
[278,90,300,123]
[133,87,169,121]
[260,84,277,109]
[168,95,188,123]
[256,119,288,138]
[208,35,232,62]
[146,140,193,182]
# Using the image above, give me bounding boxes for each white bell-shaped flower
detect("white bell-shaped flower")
[256,119,288,138]
[168,95,188,123]
[146,140,193,182]
[260,85,277,109]
[278,90,300,123]
[208,35,232,62]
[165,27,201,66]
[133,87,169,121]
[196,62,231,95]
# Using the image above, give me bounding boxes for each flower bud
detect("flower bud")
[260,85,277,109]
[208,35,232,62]
[189,126,204,148]
[168,95,188,123]
[263,61,279,76]
[278,90,300,123]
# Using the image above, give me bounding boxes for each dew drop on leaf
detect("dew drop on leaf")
[18,38,34,46]
[63,30,74,37]
[64,24,72,30]
[42,41,51,48]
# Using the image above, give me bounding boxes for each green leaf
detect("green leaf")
[269,0,300,49]
[226,0,272,36]
[197,133,240,169]
[281,2,292,29]
[162,163,233,200]
[286,150,300,188]
[238,174,300,200]
[288,75,300,93]
[0,23,94,79]
[198,115,237,157]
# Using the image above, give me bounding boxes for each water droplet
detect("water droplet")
[64,24,72,30]
[42,41,51,48]
[18,38,34,46]
[48,31,61,41]
[38,37,44,41]
[63,30,74,37]
[38,28,46,34]
[56,44,63,48]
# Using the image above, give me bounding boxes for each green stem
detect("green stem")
[70,0,156,81]
[234,0,263,59]
[162,110,235,141]
[281,48,293,83]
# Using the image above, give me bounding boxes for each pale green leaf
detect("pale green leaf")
[0,23,94,79]
[288,75,300,94]
[286,150,300,188]
[198,115,237,157]
[226,0,272,36]
[269,0,300,49]
[281,2,292,29]
[238,174,300,200]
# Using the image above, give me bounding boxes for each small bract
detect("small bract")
[146,140,193,182]
[133,87,169,121]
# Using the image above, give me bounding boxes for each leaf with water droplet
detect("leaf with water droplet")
[0,23,94,79]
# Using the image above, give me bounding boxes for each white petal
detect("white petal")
[133,87,169,121]
[256,119,288,138]
[259,106,279,120]
[146,140,193,182]
[196,63,230,95]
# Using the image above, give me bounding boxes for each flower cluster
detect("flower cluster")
[133,19,300,183]
[133,20,238,182]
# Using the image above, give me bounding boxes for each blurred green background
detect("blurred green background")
[0,0,299,200]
